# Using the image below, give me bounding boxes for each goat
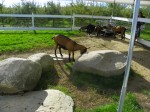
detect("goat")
[112,26,127,40]
[86,24,95,35]
[95,25,108,36]
[102,24,114,37]
[53,34,88,62]
[95,25,103,36]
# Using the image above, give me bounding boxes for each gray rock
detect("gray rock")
[0,89,74,112]
[28,53,54,74]
[73,50,127,77]
[0,57,42,94]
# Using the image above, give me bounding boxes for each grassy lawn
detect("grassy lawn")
[141,29,150,41]
[75,93,143,112]
[0,30,84,54]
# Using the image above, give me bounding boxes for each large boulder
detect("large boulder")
[0,57,42,94]
[73,50,127,77]
[0,89,74,112]
[28,53,54,74]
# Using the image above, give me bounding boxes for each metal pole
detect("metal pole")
[71,0,73,30]
[32,12,35,28]
[117,0,140,112]
[92,0,95,21]
[72,13,75,29]
[110,0,115,23]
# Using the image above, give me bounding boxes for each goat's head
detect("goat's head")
[80,48,87,55]
[80,47,90,55]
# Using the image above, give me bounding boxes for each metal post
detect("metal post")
[92,0,95,21]
[71,0,73,30]
[110,0,115,23]
[72,13,75,29]
[117,0,140,112]
[32,12,35,28]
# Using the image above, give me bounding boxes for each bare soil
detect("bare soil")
[0,35,150,111]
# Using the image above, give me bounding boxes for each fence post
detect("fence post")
[72,13,75,30]
[32,13,35,28]
[32,13,36,33]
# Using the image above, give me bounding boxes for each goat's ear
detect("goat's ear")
[87,47,90,49]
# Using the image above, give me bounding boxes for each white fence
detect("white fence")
[0,13,111,30]
[0,13,74,30]
[0,13,149,47]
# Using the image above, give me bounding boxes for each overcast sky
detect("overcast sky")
[2,0,74,7]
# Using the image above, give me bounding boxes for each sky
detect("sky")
[2,0,74,7]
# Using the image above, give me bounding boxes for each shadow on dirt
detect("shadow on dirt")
[60,61,150,97]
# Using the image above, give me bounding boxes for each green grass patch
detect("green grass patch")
[0,30,83,54]
[140,29,150,41]
[75,93,143,112]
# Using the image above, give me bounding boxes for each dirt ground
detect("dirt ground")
[0,35,150,111]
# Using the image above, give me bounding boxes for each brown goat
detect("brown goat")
[95,25,108,36]
[95,25,104,36]
[53,34,88,62]
[112,26,127,40]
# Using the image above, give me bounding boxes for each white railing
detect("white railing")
[0,13,111,30]
[0,13,73,30]
[112,16,150,23]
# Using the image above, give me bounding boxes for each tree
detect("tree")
[44,1,61,14]
[0,0,5,27]
[21,0,37,14]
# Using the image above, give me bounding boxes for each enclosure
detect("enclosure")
[0,0,150,112]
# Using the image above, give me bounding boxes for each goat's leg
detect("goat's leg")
[123,31,125,40]
[59,46,63,57]
[121,31,123,40]
[68,51,71,62]
[72,51,75,62]
[112,31,115,38]
[113,32,116,38]
[121,31,125,40]
[114,33,116,38]
[54,44,58,57]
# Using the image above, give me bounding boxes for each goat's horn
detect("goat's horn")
[87,47,90,49]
